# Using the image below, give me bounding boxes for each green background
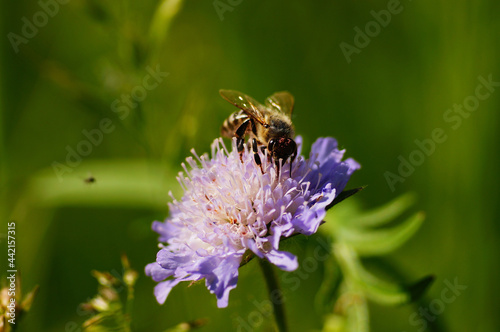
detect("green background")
[1,0,499,331]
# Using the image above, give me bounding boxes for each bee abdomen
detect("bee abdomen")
[221,110,248,138]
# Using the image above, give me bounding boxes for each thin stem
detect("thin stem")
[258,259,288,332]
[123,283,134,332]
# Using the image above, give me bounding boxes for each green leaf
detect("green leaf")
[23,160,175,209]
[20,285,40,312]
[323,285,369,332]
[148,0,185,64]
[343,291,369,332]
[326,186,366,211]
[315,257,342,314]
[348,192,417,228]
[334,243,409,306]
[407,275,435,302]
[337,212,425,256]
[322,313,346,332]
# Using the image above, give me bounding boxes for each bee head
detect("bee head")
[268,137,297,166]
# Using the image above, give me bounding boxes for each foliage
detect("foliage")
[318,193,433,331]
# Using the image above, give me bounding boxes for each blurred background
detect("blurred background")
[1,0,499,331]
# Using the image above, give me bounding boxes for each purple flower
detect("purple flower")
[146,136,359,308]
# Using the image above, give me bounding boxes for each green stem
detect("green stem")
[258,259,288,332]
[123,283,134,332]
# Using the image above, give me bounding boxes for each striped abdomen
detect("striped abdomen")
[220,110,249,138]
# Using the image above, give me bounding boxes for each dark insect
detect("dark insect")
[84,175,96,184]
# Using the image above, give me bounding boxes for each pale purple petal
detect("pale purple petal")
[145,262,173,282]
[310,137,343,163]
[265,250,298,271]
[154,279,181,304]
[204,254,242,308]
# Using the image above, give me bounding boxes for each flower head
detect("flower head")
[146,136,360,307]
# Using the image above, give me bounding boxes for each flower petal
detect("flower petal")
[145,262,173,282]
[204,254,242,308]
[154,279,181,304]
[265,250,298,271]
[310,137,343,163]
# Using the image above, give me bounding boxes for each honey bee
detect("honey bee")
[219,89,297,175]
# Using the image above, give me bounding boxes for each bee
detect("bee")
[220,89,297,176]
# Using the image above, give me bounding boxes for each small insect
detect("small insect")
[220,89,297,176]
[84,174,96,184]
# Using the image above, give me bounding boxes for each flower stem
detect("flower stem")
[258,259,288,332]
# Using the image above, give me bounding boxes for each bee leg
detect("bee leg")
[235,119,251,161]
[252,138,264,174]
[235,120,250,149]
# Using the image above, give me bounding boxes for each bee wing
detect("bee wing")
[219,89,268,126]
[265,91,294,117]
